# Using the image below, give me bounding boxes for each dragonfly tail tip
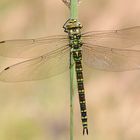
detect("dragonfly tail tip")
[83,128,88,135]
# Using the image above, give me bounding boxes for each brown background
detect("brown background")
[0,0,140,140]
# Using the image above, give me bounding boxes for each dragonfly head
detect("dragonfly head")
[63,19,83,34]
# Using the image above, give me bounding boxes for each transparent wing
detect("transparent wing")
[82,26,140,49]
[0,35,68,58]
[0,46,70,82]
[83,44,140,71]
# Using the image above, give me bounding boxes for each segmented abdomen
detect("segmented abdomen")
[73,50,88,135]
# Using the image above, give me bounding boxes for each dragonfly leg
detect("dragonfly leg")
[69,61,75,69]
[63,18,71,32]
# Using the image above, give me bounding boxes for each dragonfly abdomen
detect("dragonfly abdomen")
[74,54,88,135]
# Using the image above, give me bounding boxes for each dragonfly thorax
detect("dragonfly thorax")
[63,19,83,49]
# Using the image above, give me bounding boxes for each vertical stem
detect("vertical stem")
[70,0,78,19]
[70,55,74,140]
[70,0,78,140]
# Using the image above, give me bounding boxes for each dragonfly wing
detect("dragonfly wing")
[0,47,70,82]
[82,26,140,49]
[83,44,140,71]
[0,35,68,58]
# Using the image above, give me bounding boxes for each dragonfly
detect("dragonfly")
[1,1,140,135]
[0,20,140,134]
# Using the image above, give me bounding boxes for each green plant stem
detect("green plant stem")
[70,1,78,140]
[70,56,75,140]
[70,0,78,19]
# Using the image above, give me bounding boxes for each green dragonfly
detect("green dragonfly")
[0,20,140,134]
[1,0,140,135]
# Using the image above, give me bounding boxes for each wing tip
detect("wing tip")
[4,67,10,70]
[0,41,5,43]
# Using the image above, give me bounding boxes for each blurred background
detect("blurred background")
[0,0,140,140]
